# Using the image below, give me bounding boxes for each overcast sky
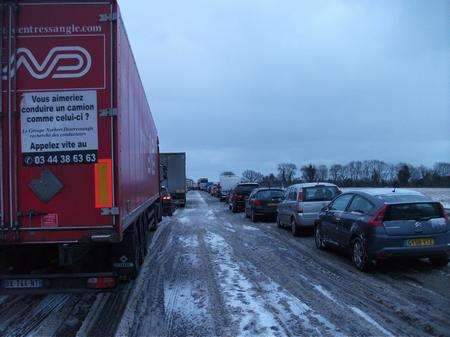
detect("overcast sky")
[119,0,449,181]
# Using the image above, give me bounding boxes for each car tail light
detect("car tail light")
[86,277,116,289]
[253,199,262,206]
[438,204,448,221]
[163,195,171,201]
[297,191,303,202]
[368,205,387,227]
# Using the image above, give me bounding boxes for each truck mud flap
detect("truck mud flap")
[111,223,142,279]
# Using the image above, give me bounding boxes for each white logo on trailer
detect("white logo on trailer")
[2,46,92,80]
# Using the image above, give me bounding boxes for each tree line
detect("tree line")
[236,161,450,188]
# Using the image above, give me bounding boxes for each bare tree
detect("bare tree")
[434,162,450,177]
[261,174,279,187]
[277,163,297,186]
[397,164,411,186]
[301,164,317,182]
[329,164,343,182]
[316,165,328,181]
[242,170,264,183]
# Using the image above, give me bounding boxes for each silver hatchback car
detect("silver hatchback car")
[277,183,341,236]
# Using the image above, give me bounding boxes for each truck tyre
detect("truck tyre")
[291,218,302,237]
[149,208,158,231]
[232,204,237,213]
[141,216,150,258]
[157,204,163,223]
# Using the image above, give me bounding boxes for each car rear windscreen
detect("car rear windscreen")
[235,185,259,195]
[257,190,284,200]
[384,203,444,221]
[303,186,339,202]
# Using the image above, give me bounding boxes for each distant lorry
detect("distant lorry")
[186,179,195,191]
[160,153,187,207]
[198,178,209,191]
[219,174,241,201]
[0,0,161,292]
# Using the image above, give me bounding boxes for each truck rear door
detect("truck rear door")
[0,1,117,243]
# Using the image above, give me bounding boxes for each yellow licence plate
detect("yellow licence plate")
[407,238,434,247]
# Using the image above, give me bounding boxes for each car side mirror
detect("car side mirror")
[321,206,329,212]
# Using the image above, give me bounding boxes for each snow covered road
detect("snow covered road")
[115,191,450,337]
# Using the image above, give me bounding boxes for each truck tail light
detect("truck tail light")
[368,205,387,227]
[86,277,116,289]
[94,159,113,208]
[163,195,171,201]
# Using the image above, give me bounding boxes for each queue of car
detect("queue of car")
[207,181,450,271]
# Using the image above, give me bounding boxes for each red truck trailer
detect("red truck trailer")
[0,0,161,292]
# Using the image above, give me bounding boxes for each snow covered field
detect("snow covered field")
[342,187,450,209]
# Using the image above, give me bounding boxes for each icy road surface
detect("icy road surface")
[116,191,450,337]
[0,190,449,337]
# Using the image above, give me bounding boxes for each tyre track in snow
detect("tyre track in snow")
[204,193,450,337]
[115,198,225,337]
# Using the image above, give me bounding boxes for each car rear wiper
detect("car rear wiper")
[418,216,433,221]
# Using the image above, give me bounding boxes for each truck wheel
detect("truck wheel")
[149,209,158,231]
[232,204,237,213]
[141,217,150,258]
[157,204,163,222]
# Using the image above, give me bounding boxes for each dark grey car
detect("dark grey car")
[245,188,284,222]
[314,189,450,271]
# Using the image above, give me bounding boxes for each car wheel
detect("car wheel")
[291,218,302,237]
[251,210,258,223]
[352,237,373,272]
[276,215,283,228]
[430,256,448,267]
[314,225,327,250]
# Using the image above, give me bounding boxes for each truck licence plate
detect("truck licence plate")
[407,238,434,247]
[2,279,44,289]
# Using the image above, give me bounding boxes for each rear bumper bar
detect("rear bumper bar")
[368,242,450,259]
[0,272,119,294]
